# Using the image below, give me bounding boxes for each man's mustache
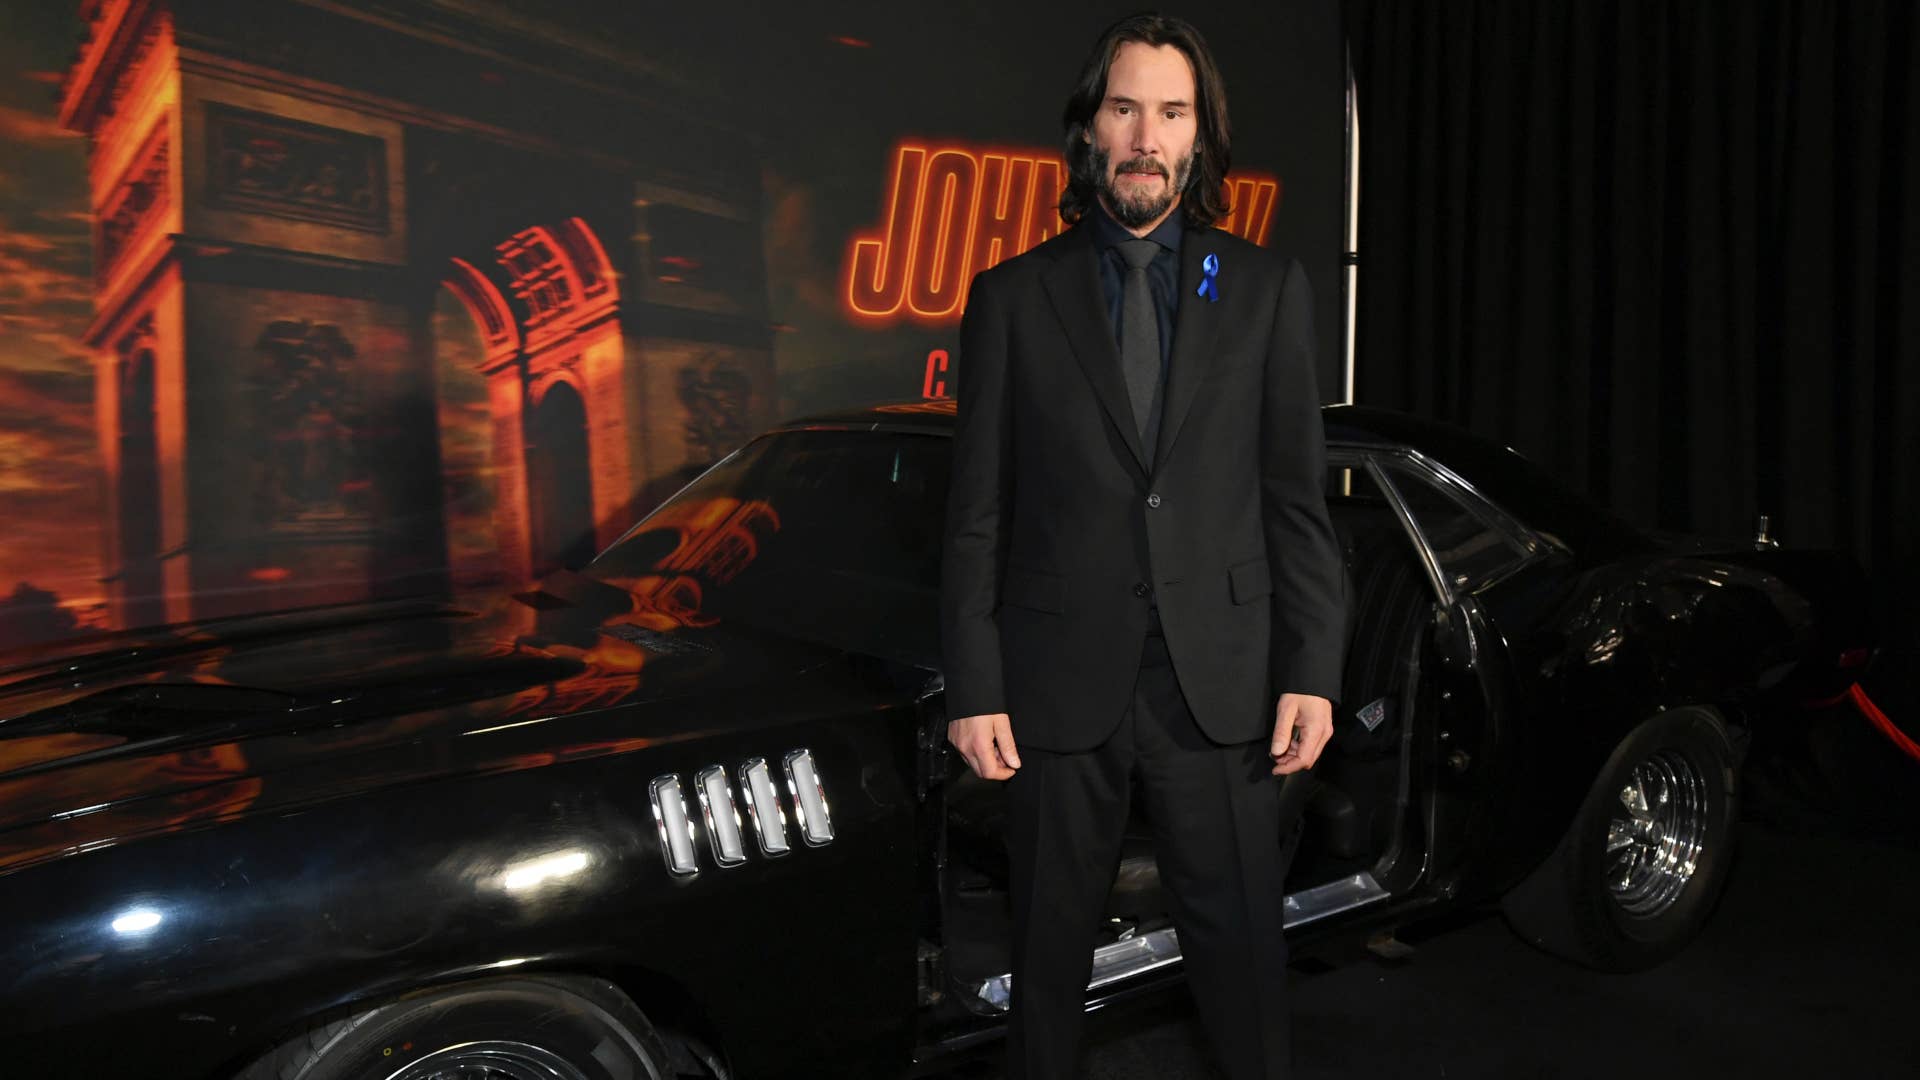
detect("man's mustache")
[1115,157,1167,177]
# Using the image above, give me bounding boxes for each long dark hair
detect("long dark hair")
[1059,13,1232,229]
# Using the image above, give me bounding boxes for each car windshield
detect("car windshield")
[583,428,948,665]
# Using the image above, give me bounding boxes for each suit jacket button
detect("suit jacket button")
[1132,582,1151,598]
[1146,493,1162,508]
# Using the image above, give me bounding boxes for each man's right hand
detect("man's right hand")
[948,712,1021,780]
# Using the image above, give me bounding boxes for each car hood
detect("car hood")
[0,583,856,872]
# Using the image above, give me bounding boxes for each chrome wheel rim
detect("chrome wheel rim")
[385,1040,591,1080]
[1605,748,1709,918]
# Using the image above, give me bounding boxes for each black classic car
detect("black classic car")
[0,402,1871,1079]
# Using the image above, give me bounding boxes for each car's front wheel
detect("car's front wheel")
[235,974,673,1080]
[1501,706,1740,970]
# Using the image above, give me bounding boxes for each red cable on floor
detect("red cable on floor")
[1849,682,1920,765]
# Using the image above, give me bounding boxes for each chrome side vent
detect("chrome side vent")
[648,774,699,876]
[739,757,791,856]
[695,765,747,867]
[783,748,835,846]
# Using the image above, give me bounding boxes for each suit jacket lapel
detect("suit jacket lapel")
[1153,227,1227,473]
[1040,225,1150,473]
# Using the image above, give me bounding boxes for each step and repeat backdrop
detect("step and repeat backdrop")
[0,0,1342,646]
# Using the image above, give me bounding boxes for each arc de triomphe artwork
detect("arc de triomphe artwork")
[60,0,774,629]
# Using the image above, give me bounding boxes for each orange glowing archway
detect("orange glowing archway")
[444,256,521,368]
[437,217,633,586]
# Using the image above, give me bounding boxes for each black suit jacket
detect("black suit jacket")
[940,219,1347,753]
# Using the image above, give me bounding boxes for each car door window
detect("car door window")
[1324,456,1434,758]
[1324,460,1410,586]
[1381,461,1531,592]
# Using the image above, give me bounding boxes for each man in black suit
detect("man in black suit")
[939,13,1347,1080]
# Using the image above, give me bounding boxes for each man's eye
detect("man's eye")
[1116,105,1131,115]
[1165,111,1180,120]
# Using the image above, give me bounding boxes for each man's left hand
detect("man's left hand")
[1270,693,1333,775]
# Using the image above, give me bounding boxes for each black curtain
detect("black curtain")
[1344,0,1920,625]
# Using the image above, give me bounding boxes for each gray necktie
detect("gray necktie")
[1116,237,1162,457]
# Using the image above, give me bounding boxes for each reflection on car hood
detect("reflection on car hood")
[0,592,849,872]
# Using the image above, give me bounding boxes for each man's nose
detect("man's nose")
[1130,116,1162,158]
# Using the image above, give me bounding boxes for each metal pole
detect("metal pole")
[1342,44,1360,406]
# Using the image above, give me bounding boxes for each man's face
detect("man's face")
[1086,41,1200,231]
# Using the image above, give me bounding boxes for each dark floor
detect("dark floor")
[924,698,1920,1079]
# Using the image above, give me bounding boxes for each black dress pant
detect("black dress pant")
[1004,614,1294,1079]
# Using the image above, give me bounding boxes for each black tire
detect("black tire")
[1500,706,1739,971]
[234,974,673,1080]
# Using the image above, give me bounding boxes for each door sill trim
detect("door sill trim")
[969,871,1392,1011]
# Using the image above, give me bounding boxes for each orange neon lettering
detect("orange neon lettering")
[1221,178,1281,245]
[845,146,929,318]
[967,155,1032,276]
[843,140,1280,325]
[1022,157,1067,252]
[906,150,977,318]
[923,349,949,399]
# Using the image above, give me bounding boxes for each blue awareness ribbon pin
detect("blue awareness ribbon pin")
[1197,253,1220,302]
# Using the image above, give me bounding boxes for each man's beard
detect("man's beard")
[1090,144,1198,228]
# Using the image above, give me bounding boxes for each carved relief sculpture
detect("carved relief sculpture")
[677,360,752,466]
[206,104,388,232]
[249,319,372,537]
